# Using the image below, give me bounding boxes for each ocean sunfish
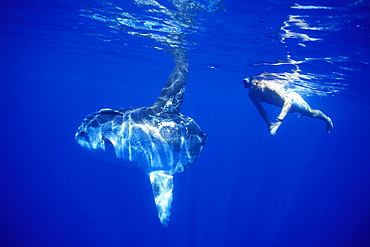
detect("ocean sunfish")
[75,50,207,226]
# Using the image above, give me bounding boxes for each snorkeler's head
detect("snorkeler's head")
[242,77,252,88]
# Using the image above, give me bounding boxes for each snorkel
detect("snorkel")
[243,77,252,88]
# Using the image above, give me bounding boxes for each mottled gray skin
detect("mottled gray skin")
[75,49,207,226]
[75,106,206,174]
[75,50,206,173]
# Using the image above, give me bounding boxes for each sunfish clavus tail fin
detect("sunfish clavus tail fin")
[149,170,174,227]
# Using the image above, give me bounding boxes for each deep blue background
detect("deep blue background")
[1,0,370,246]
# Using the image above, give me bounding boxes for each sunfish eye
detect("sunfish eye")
[79,131,87,137]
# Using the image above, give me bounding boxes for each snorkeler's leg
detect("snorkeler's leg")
[269,100,292,136]
[297,102,334,133]
[307,109,333,133]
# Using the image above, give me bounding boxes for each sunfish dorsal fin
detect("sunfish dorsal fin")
[150,50,188,114]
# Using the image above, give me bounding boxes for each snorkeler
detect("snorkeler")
[243,76,333,136]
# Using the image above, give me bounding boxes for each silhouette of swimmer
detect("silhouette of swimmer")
[243,76,333,136]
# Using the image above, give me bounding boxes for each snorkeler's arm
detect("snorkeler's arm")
[249,93,271,127]
[267,97,293,136]
[276,98,292,121]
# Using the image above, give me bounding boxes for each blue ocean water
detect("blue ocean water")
[1,0,370,246]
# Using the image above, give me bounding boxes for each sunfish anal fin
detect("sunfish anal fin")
[149,170,174,227]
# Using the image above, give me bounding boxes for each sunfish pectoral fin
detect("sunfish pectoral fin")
[149,170,174,227]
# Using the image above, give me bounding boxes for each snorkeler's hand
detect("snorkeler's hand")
[269,121,282,136]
